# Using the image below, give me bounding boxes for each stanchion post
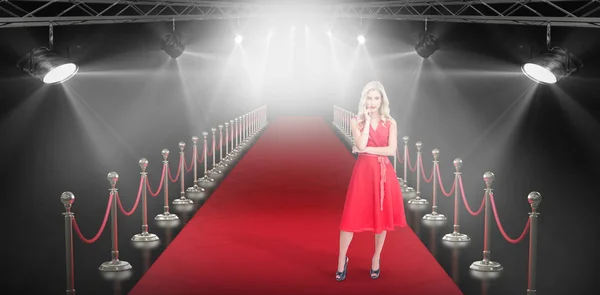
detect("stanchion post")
[202,132,209,176]
[243,114,247,143]
[224,122,230,157]
[240,115,245,145]
[340,109,344,133]
[173,142,193,205]
[155,150,179,221]
[349,112,355,140]
[192,136,198,186]
[186,136,205,193]
[218,124,228,168]
[61,192,76,295]
[409,141,428,205]
[234,118,239,151]
[245,113,249,141]
[208,128,222,178]
[99,172,132,272]
[342,110,346,135]
[402,136,409,190]
[211,128,216,170]
[424,149,446,220]
[198,131,215,187]
[240,115,245,147]
[244,113,249,144]
[132,158,160,242]
[442,158,470,242]
[470,172,503,272]
[527,192,541,295]
[229,119,237,156]
[250,111,253,136]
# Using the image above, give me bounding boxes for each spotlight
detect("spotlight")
[17,47,78,84]
[161,33,185,58]
[235,34,243,44]
[357,34,365,44]
[521,47,582,84]
[415,33,440,58]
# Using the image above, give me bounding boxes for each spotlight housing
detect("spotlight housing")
[235,34,243,44]
[161,33,185,58]
[17,47,78,84]
[415,33,440,59]
[521,47,582,84]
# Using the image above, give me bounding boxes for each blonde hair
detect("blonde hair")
[355,81,393,129]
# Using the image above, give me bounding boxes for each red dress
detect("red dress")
[339,118,407,234]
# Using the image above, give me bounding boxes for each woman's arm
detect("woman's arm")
[361,119,398,156]
[351,117,370,151]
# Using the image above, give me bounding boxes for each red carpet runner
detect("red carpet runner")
[129,116,463,295]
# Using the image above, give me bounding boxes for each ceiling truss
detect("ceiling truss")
[0,0,599,28]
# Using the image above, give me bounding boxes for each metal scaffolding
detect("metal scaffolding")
[1,0,599,28]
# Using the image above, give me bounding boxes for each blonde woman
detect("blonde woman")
[336,81,407,282]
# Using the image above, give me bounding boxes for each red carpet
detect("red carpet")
[129,116,463,295]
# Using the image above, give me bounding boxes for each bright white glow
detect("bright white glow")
[235,34,243,44]
[43,63,78,84]
[357,35,365,44]
[522,63,557,84]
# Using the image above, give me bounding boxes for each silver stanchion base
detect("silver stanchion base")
[527,289,536,295]
[423,212,447,221]
[186,185,205,193]
[173,197,194,205]
[402,187,416,199]
[198,177,216,188]
[442,232,470,242]
[132,232,159,242]
[155,212,179,221]
[208,169,223,178]
[185,190,207,200]
[408,197,429,205]
[99,260,132,272]
[66,290,75,295]
[213,165,227,173]
[470,260,503,272]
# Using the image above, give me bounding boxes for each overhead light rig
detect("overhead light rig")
[0,0,599,28]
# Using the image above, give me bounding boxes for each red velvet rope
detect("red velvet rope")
[116,177,144,216]
[489,193,531,244]
[419,154,434,183]
[72,193,113,244]
[405,149,417,172]
[146,165,166,197]
[168,156,181,183]
[435,164,456,197]
[459,176,485,216]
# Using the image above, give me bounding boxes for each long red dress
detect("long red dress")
[339,118,407,234]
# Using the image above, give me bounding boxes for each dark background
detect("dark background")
[1,4,599,294]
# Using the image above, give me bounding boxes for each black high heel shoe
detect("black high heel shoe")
[370,259,380,279]
[335,257,349,282]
